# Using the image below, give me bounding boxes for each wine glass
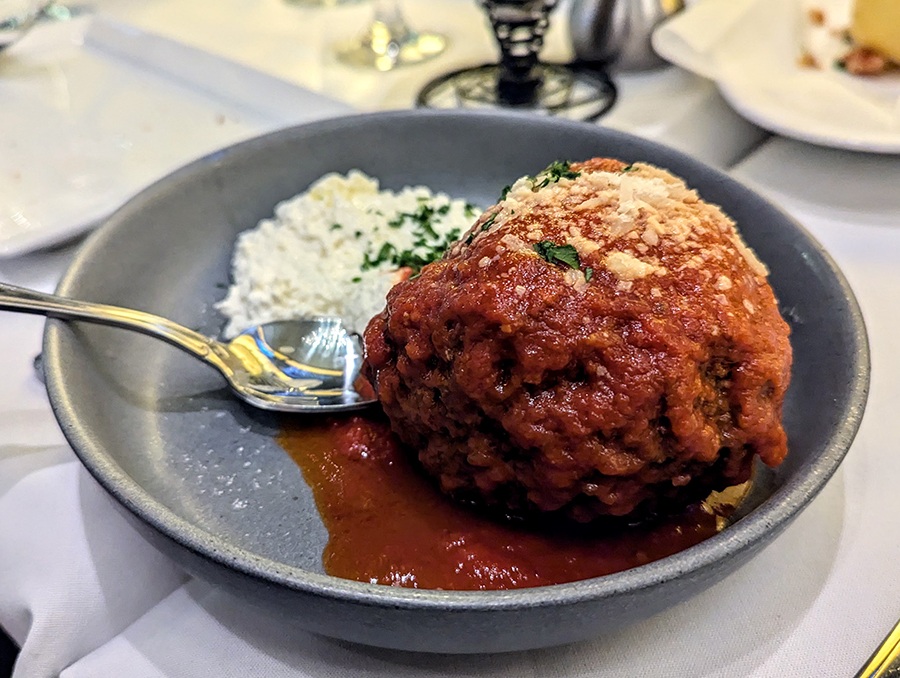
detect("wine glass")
[417,0,616,121]
[0,0,46,51]
[37,1,73,20]
[334,0,447,72]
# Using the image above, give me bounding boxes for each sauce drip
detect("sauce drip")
[279,414,744,591]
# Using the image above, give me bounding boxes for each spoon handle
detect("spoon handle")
[0,282,222,365]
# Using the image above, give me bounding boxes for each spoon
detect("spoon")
[0,282,377,413]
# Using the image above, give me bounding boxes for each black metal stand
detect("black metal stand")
[417,1,617,121]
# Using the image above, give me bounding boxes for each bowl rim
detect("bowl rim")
[43,109,871,612]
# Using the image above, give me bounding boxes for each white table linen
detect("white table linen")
[2,1,899,676]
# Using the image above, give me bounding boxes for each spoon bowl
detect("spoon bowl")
[0,282,376,412]
[227,318,371,411]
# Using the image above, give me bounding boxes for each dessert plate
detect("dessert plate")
[653,0,900,153]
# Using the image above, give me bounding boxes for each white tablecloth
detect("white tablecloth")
[2,1,899,676]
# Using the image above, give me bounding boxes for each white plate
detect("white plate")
[0,15,351,258]
[653,0,900,153]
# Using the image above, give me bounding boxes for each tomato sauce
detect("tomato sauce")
[279,414,745,591]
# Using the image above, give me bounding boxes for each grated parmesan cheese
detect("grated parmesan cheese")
[605,251,664,281]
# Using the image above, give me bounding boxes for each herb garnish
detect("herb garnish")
[481,212,498,232]
[534,241,596,283]
[532,160,581,190]
[361,202,463,275]
[533,241,581,270]
[465,211,499,245]
[387,204,444,237]
[499,185,511,201]
[330,223,343,231]
[621,164,637,173]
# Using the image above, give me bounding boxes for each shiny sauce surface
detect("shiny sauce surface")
[279,415,742,591]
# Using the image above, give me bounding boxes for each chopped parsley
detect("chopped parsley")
[533,241,581,270]
[621,164,637,173]
[499,185,511,201]
[465,211,498,245]
[387,204,444,238]
[531,160,581,190]
[361,201,464,275]
[464,203,479,218]
[363,242,397,270]
[534,241,597,283]
[330,223,343,231]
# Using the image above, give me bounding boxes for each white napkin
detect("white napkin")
[651,0,760,80]
[0,313,184,678]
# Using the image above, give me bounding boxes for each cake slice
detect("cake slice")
[851,0,900,62]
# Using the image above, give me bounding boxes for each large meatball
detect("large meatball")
[364,159,792,523]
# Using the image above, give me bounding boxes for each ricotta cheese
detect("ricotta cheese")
[217,171,474,337]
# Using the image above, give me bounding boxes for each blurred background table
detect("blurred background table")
[97,0,768,164]
[1,1,898,677]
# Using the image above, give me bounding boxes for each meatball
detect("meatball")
[364,159,792,523]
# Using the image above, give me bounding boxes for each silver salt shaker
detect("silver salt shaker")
[569,0,684,71]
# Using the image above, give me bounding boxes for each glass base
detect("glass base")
[416,63,616,121]
[335,20,447,72]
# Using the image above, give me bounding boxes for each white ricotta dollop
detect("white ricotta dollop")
[216,171,474,337]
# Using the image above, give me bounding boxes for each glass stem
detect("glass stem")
[371,0,411,42]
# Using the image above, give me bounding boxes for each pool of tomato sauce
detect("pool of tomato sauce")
[278,413,746,591]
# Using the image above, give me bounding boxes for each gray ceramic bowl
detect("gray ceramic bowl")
[43,111,869,654]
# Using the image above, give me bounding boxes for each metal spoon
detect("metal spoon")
[0,282,376,412]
